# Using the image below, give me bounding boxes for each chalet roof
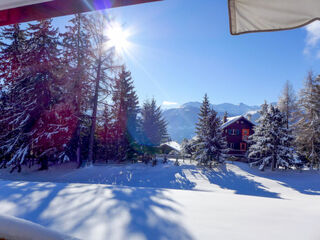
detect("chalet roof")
[160,141,181,152]
[220,115,255,129]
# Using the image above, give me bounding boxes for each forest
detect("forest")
[0,13,168,172]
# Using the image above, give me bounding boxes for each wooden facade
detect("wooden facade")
[221,116,255,156]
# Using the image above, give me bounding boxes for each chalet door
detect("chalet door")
[240,142,247,151]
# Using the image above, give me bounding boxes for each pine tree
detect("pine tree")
[111,66,140,161]
[181,139,191,156]
[247,101,269,163]
[195,94,210,137]
[140,98,168,150]
[195,95,228,165]
[0,19,63,171]
[249,104,294,171]
[295,72,320,169]
[0,24,27,87]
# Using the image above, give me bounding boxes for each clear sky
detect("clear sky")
[54,0,320,108]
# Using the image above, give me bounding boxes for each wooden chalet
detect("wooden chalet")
[221,115,255,157]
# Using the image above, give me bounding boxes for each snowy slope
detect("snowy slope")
[0,161,319,240]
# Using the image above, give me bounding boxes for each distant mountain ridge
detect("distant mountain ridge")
[163,102,261,143]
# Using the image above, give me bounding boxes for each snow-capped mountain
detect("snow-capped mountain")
[163,102,261,143]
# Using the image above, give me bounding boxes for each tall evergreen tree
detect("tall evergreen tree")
[195,95,227,165]
[140,98,168,149]
[0,19,63,171]
[111,66,140,161]
[249,104,294,171]
[195,94,210,137]
[0,24,27,88]
[295,72,320,169]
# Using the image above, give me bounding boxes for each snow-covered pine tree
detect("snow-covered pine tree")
[249,104,294,171]
[0,24,27,169]
[295,72,320,169]
[194,94,211,165]
[60,13,92,165]
[111,66,140,161]
[181,139,191,156]
[0,24,27,88]
[195,94,228,165]
[0,91,8,166]
[140,98,168,150]
[195,94,210,137]
[0,19,64,171]
[247,101,269,164]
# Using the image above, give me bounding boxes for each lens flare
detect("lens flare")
[105,22,130,55]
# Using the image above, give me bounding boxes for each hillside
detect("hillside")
[163,102,260,142]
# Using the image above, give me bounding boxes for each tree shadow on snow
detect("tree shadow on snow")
[105,187,194,240]
[200,165,281,199]
[0,181,194,240]
[235,163,320,196]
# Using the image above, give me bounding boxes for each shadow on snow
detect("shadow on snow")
[235,163,320,196]
[0,181,194,240]
[197,165,281,199]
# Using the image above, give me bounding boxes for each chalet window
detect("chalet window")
[229,143,235,149]
[242,129,249,136]
[241,121,244,124]
[228,129,240,135]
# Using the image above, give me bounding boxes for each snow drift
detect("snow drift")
[0,214,77,240]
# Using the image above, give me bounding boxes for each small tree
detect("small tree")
[140,98,168,152]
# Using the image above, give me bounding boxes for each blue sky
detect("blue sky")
[54,0,320,107]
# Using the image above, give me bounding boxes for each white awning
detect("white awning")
[229,0,320,35]
[0,0,52,11]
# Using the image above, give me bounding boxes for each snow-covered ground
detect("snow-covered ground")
[0,160,319,240]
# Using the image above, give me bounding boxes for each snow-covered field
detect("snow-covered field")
[0,160,319,240]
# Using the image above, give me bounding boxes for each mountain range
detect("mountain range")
[162,102,261,143]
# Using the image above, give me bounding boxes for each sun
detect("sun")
[105,22,130,54]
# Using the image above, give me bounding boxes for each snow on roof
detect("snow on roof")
[221,115,254,129]
[161,141,181,152]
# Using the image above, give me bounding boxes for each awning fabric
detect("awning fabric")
[0,0,160,26]
[0,0,53,11]
[229,0,320,35]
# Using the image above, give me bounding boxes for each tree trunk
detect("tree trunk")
[76,14,82,167]
[271,154,275,171]
[88,58,102,165]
